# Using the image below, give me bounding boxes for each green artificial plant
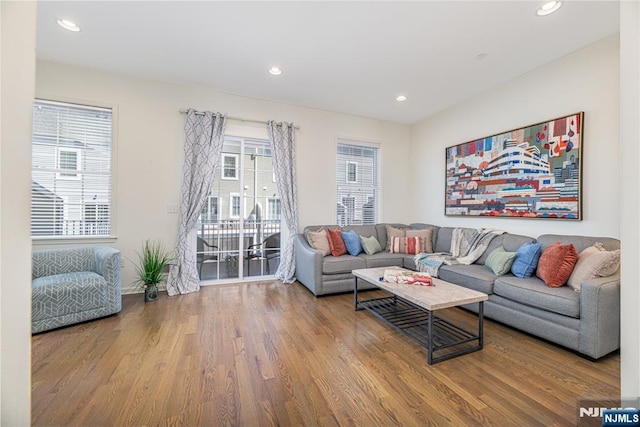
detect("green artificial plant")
[134,240,172,288]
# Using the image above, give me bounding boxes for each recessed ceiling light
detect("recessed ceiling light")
[56,18,81,32]
[536,1,562,16]
[268,67,282,76]
[395,95,408,102]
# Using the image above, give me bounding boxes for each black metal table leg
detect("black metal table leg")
[479,301,484,348]
[427,309,433,365]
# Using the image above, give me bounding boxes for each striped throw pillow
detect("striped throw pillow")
[389,237,423,255]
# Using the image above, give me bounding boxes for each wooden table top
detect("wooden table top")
[352,267,488,311]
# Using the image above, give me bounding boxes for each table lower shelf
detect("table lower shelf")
[356,295,483,364]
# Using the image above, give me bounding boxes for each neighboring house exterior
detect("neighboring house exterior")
[336,142,378,226]
[31,101,112,237]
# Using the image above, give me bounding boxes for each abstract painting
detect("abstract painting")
[445,112,583,220]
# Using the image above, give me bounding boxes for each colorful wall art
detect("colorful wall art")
[445,112,583,220]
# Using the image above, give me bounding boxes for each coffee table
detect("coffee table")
[353,267,488,364]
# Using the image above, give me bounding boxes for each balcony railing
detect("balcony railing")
[197,219,281,280]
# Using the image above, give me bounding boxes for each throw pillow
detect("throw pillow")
[360,235,382,255]
[389,237,423,255]
[326,228,347,257]
[567,243,621,291]
[406,228,434,253]
[307,229,331,257]
[385,225,406,251]
[485,246,517,275]
[536,242,578,288]
[341,229,363,256]
[511,241,542,278]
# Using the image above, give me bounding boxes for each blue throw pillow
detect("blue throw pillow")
[341,229,363,256]
[511,241,542,278]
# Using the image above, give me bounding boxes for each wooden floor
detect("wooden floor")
[32,281,620,426]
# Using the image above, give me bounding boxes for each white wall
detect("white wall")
[34,61,412,292]
[410,35,620,239]
[619,0,640,402]
[1,1,35,424]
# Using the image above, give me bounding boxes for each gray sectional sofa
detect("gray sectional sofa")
[294,223,620,359]
[32,246,122,333]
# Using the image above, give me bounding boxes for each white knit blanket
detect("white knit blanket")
[414,228,505,276]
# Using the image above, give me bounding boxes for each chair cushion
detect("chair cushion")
[536,242,578,287]
[493,276,580,318]
[307,229,331,257]
[567,243,621,291]
[326,228,347,257]
[341,229,363,256]
[406,228,434,253]
[485,246,517,275]
[322,255,366,274]
[32,272,107,321]
[358,252,405,269]
[389,237,423,255]
[438,264,497,294]
[360,235,382,255]
[385,225,407,251]
[511,241,542,278]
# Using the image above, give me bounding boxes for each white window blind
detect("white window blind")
[336,141,380,226]
[31,100,113,237]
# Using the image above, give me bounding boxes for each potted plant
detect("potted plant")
[134,240,172,302]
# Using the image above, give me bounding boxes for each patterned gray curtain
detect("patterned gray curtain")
[267,121,298,283]
[166,110,226,296]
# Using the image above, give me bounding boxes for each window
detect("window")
[31,100,113,237]
[201,196,218,222]
[229,193,241,218]
[336,140,380,226]
[267,198,281,220]
[56,148,81,179]
[346,161,358,183]
[222,154,238,180]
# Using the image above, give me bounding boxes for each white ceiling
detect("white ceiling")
[36,1,620,124]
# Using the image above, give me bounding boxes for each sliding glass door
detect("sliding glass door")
[196,137,281,281]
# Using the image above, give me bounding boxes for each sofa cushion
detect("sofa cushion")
[476,233,534,265]
[485,246,517,275]
[326,228,347,257]
[438,264,497,294]
[389,237,423,255]
[406,228,434,253]
[322,255,366,274]
[567,243,621,292]
[493,276,580,318]
[360,235,383,255]
[511,242,542,278]
[385,225,407,250]
[341,229,363,256]
[536,242,578,287]
[434,227,454,253]
[32,271,107,320]
[358,252,405,268]
[307,229,331,256]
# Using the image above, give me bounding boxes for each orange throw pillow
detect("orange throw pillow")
[536,242,578,288]
[326,228,347,257]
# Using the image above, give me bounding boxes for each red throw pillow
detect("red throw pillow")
[536,242,578,287]
[326,228,347,257]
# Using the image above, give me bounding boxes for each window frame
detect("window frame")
[229,193,241,218]
[31,98,117,243]
[55,147,82,180]
[221,153,239,180]
[346,161,358,183]
[336,139,381,226]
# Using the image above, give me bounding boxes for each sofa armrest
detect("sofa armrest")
[578,273,620,358]
[294,234,323,296]
[93,246,122,313]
